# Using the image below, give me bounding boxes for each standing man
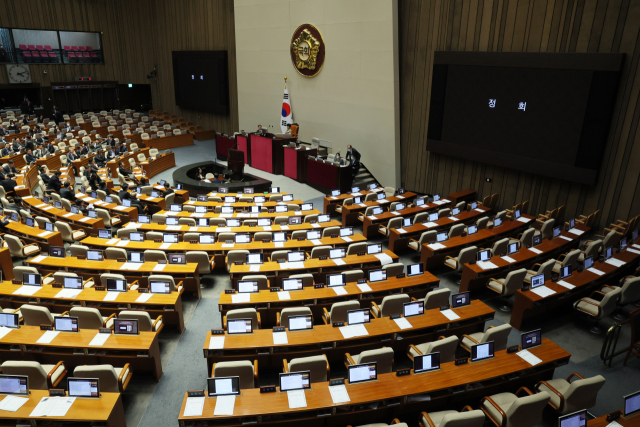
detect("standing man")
[345,145,361,177]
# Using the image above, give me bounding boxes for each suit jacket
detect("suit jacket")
[0,179,17,192]
[60,188,76,202]
[118,190,131,200]
[46,144,55,154]
[106,151,116,159]
[162,189,174,197]
[346,148,361,163]
[40,173,50,184]
[3,165,16,175]
[94,154,106,165]
[0,147,10,157]
[47,175,62,193]
[7,125,18,131]
[25,154,37,163]
[79,146,89,155]
[118,166,131,176]
[67,152,77,161]
[0,129,6,136]
[117,145,128,154]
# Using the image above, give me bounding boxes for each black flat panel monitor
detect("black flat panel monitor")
[433,194,441,201]
[246,253,263,265]
[428,212,439,222]
[275,205,287,213]
[235,234,250,244]
[507,242,519,255]
[169,253,186,264]
[227,318,252,334]
[340,227,354,237]
[560,265,572,280]
[452,207,460,216]
[521,329,542,350]
[207,376,240,396]
[287,251,305,262]
[328,274,346,287]
[351,187,360,193]
[376,193,385,200]
[0,375,28,395]
[329,248,345,259]
[372,207,383,215]
[197,218,209,227]
[195,206,207,214]
[605,246,613,260]
[477,250,491,262]
[218,187,229,194]
[221,207,234,214]
[533,235,542,246]
[63,277,83,290]
[633,229,638,242]
[348,363,377,384]
[224,196,236,203]
[54,316,78,332]
[199,234,215,244]
[25,217,34,227]
[289,216,301,225]
[67,377,100,398]
[288,315,313,331]
[282,278,303,291]
[254,196,265,203]
[279,371,310,392]
[106,278,127,292]
[407,263,424,276]
[416,198,425,206]
[553,226,561,239]
[128,252,143,263]
[395,203,406,212]
[271,187,280,194]
[170,204,182,212]
[114,319,139,335]
[347,309,370,325]
[403,301,424,317]
[452,292,470,308]
[238,281,259,293]
[531,274,545,289]
[558,410,587,427]
[470,201,478,209]
[368,269,387,283]
[197,194,207,201]
[172,50,229,114]
[0,313,19,329]
[150,281,171,294]
[367,244,382,254]
[257,218,271,227]
[87,250,103,261]
[282,194,294,202]
[471,341,494,362]
[45,222,54,232]
[332,189,340,196]
[414,352,441,374]
[273,232,286,242]
[98,228,111,239]
[494,217,503,227]
[624,390,640,417]
[620,237,627,251]
[22,273,41,286]
[244,187,254,194]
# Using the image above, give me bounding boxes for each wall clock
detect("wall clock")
[6,64,32,84]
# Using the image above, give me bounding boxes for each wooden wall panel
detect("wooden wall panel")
[399,0,640,231]
[0,0,238,134]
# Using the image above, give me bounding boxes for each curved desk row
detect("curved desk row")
[123,220,343,237]
[154,208,322,220]
[362,201,453,239]
[340,192,418,226]
[21,195,105,232]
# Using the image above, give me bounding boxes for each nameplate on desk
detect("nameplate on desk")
[211,329,225,335]
[187,390,205,397]
[297,237,305,241]
[268,210,275,213]
[52,283,63,288]
[357,279,367,284]
[396,368,411,377]
[95,286,105,291]
[507,345,519,354]
[332,321,345,327]
[319,256,328,260]
[522,284,530,291]
[226,240,233,244]
[117,258,126,263]
[154,239,162,243]
[262,239,270,243]
[314,284,325,289]
[455,358,468,366]
[440,305,450,311]
[11,279,21,285]
[390,314,401,320]
[234,261,243,265]
[357,252,365,256]
[331,234,338,238]
[190,240,197,244]
[158,260,167,264]
[272,326,285,332]
[138,288,148,293]
[224,289,236,294]
[270,287,280,292]
[260,385,276,393]
[90,234,98,238]
[277,259,286,263]
[158,222,165,225]
[49,389,66,396]
[330,378,345,386]
[40,325,53,331]
[606,411,621,422]
[249,223,256,227]
[99,328,112,334]
[396,273,406,279]
[77,255,86,260]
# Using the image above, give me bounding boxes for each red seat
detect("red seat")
[83,52,90,58]
[36,45,44,50]
[79,46,86,51]
[90,52,98,57]
[48,51,57,59]
[68,52,76,62]
[27,44,36,50]
[71,46,79,51]
[44,45,52,51]
[63,45,71,51]
[85,46,93,51]
[22,51,32,61]
[19,44,27,50]
[32,51,40,58]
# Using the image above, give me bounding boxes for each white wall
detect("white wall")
[234,0,400,187]
[59,31,101,49]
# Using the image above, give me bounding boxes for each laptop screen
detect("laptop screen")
[273,232,286,242]
[318,214,330,223]
[0,313,19,329]
[351,187,360,193]
[282,194,293,202]
[254,196,266,203]
[624,390,640,417]
[507,242,519,255]
[170,204,182,212]
[150,281,171,294]
[348,363,377,384]
[282,278,303,291]
[372,207,383,215]
[407,263,424,276]
[163,233,178,243]
[288,315,313,331]
[22,273,41,286]
[414,352,440,374]
[197,218,209,227]
[395,203,407,212]
[328,274,345,287]
[287,251,305,262]
[329,248,345,259]
[64,277,83,289]
[416,198,425,206]
[452,292,470,308]
[67,378,99,398]
[246,253,263,265]
[249,207,259,214]
[130,232,143,242]
[195,206,207,214]
[368,269,387,283]
[199,234,215,244]
[0,375,28,395]
[227,318,253,334]
[428,212,438,222]
[275,205,287,213]
[55,316,79,332]
[257,218,271,227]
[583,256,594,270]
[514,209,521,219]
[367,244,382,254]
[224,197,236,203]
[477,250,491,262]
[207,376,240,396]
[531,274,545,289]
[620,237,627,251]
[521,329,542,350]
[279,371,310,392]
[605,247,613,260]
[139,215,150,224]
[238,281,259,293]
[347,309,370,325]
[560,265,572,280]
[558,410,587,427]
[98,228,111,239]
[494,217,503,227]
[128,252,143,263]
[403,301,424,317]
[467,225,478,235]
[226,218,240,227]
[332,189,340,196]
[87,250,103,261]
[235,234,251,244]
[553,226,561,239]
[436,232,448,243]
[471,341,494,362]
[123,199,131,207]
[270,187,280,194]
[301,203,313,211]
[221,206,234,214]
[107,278,127,292]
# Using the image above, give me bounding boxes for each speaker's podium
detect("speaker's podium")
[249,133,296,175]
[228,148,245,180]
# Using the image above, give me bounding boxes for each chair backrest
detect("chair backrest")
[1,361,48,389]
[243,275,269,290]
[4,234,25,256]
[382,262,404,276]
[379,294,410,317]
[105,247,127,260]
[481,324,512,351]
[539,219,555,239]
[310,245,331,259]
[356,347,394,374]
[118,310,153,331]
[430,335,459,363]
[329,301,360,323]
[449,223,465,238]
[70,307,105,329]
[438,208,450,218]
[418,230,437,246]
[603,229,618,249]
[562,249,581,270]
[536,258,557,280]
[186,251,212,274]
[69,244,89,257]
[289,273,314,288]
[148,274,177,291]
[214,361,255,389]
[491,238,510,255]
[344,270,364,283]
[21,305,54,326]
[144,250,168,263]
[226,250,249,269]
[620,277,640,305]
[280,307,312,326]
[456,246,478,272]
[288,355,327,383]
[322,226,340,237]
[502,268,527,296]
[73,365,120,393]
[598,287,623,319]
[560,375,606,415]
[520,228,535,247]
[423,288,451,310]
[227,308,260,330]
[505,392,550,427]
[439,410,485,427]
[346,242,367,255]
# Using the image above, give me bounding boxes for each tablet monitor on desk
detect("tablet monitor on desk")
[207,376,240,397]
[514,209,521,220]
[224,197,236,203]
[287,251,305,262]
[330,248,345,259]
[620,237,628,251]
[395,203,406,212]
[273,232,286,242]
[289,216,302,225]
[0,313,19,329]
[470,201,478,210]
[128,252,143,263]
[22,273,41,286]
[568,218,576,230]
[376,193,385,200]
[347,309,370,325]
[470,341,494,362]
[275,205,287,213]
[507,242,519,255]
[306,230,321,240]
[54,201,62,209]
[624,390,640,417]
[477,250,491,262]
[98,228,111,239]
[604,246,613,260]
[332,190,341,197]
[558,410,587,427]
[532,235,542,246]
[633,229,638,242]
[367,244,382,254]
[283,194,294,202]
[416,198,425,207]
[401,217,412,227]
[227,318,253,334]
[372,207,383,215]
[221,206,234,215]
[235,234,251,244]
[452,292,470,308]
[521,329,541,350]
[170,204,182,212]
[553,226,561,239]
[68,378,100,398]
[282,278,303,291]
[114,319,138,335]
[348,363,377,384]
[25,217,34,227]
[197,218,209,227]
[340,227,354,237]
[288,315,313,331]
[0,375,28,396]
[70,205,79,214]
[279,371,310,392]
[428,212,439,222]
[351,187,360,193]
[301,203,313,211]
[531,274,545,289]
[433,194,440,201]
[328,274,346,287]
[138,215,150,224]
[130,232,143,242]
[151,191,160,198]
[254,196,266,203]
[49,246,65,258]
[452,207,460,216]
[414,352,440,374]
[195,206,207,214]
[560,265,572,280]
[226,219,240,227]
[168,253,186,264]
[55,316,78,332]
[246,253,263,265]
[404,301,424,317]
[368,269,387,283]
[63,277,82,290]
[467,225,478,235]
[218,187,229,194]
[165,217,178,226]
[199,234,215,244]
[163,233,178,243]
[87,250,103,261]
[244,188,254,194]
[150,281,171,294]
[176,184,183,190]
[257,218,271,227]
[238,281,259,293]
[407,263,424,277]
[270,187,280,194]
[123,199,132,208]
[583,256,594,270]
[197,194,207,202]
[107,278,127,292]
[436,232,448,243]
[44,221,54,232]
[494,217,502,227]
[370,183,378,190]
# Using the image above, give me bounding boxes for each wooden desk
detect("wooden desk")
[180,199,306,209]
[340,192,419,226]
[21,195,105,232]
[0,389,126,427]
[0,280,185,332]
[0,325,162,381]
[215,133,235,160]
[106,148,150,177]
[460,225,589,293]
[186,339,568,426]
[446,189,477,206]
[156,208,322,221]
[589,411,640,426]
[250,134,292,175]
[229,250,400,288]
[388,206,492,252]
[75,194,138,222]
[219,272,439,328]
[510,243,640,329]
[204,300,492,370]
[140,151,176,178]
[284,146,318,182]
[307,157,353,194]
[147,132,194,150]
[26,255,202,298]
[0,248,13,280]
[420,214,534,268]
[323,186,390,214]
[361,202,445,239]
[5,221,64,250]
[0,152,26,168]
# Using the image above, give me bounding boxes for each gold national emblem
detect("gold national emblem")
[290,24,325,78]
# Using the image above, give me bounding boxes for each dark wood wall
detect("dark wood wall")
[399,0,640,231]
[0,0,238,133]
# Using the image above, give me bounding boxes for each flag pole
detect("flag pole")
[284,76,287,89]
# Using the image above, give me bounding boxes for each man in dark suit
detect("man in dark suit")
[25,149,37,164]
[129,193,149,215]
[106,147,117,160]
[36,115,45,124]
[118,183,131,201]
[60,181,76,202]
[3,160,17,175]
[118,161,133,179]
[117,142,128,155]
[346,145,361,177]
[38,166,50,184]
[64,122,73,133]
[94,150,107,167]
[52,106,63,124]
[1,144,11,157]
[44,141,55,155]
[162,182,174,197]
[24,137,35,152]
[66,148,77,162]
[21,116,29,126]
[78,143,89,156]
[11,138,22,152]
[0,125,6,136]
[76,199,89,216]
[47,171,62,194]
[7,121,18,132]
[0,175,17,193]
[109,136,117,148]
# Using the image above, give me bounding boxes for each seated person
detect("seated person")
[3,160,17,175]
[118,161,133,178]
[60,181,76,203]
[130,193,149,215]
[162,182,174,197]
[118,183,132,201]
[25,149,37,164]
[47,170,63,194]
[38,166,50,184]
[76,199,89,216]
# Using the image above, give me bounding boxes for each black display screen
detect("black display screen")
[172,51,229,114]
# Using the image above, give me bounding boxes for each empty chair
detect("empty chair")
[344,270,364,282]
[461,324,511,353]
[74,364,132,393]
[226,250,249,271]
[118,310,163,332]
[224,308,261,330]
[438,208,450,218]
[55,221,86,243]
[242,275,269,290]
[489,238,509,256]
[408,231,437,252]
[70,307,115,329]
[535,218,555,240]
[524,258,556,283]
[383,262,404,276]
[144,250,168,263]
[335,198,352,214]
[277,307,312,327]
[486,268,527,311]
[186,251,214,275]
[212,360,258,389]
[254,231,271,241]
[69,244,88,258]
[323,300,360,324]
[445,246,478,284]
[289,273,314,288]
[364,193,377,202]
[303,214,318,223]
[310,245,331,259]
[345,347,394,373]
[535,373,605,415]
[105,247,127,260]
[579,239,603,262]
[13,266,53,285]
[480,388,550,427]
[269,250,290,262]
[512,227,535,248]
[378,217,402,236]
[421,288,451,310]
[408,335,459,363]
[274,216,288,225]
[0,361,67,390]
[420,408,485,427]
[552,249,581,273]
[21,305,68,326]
[384,186,395,197]
[95,208,121,227]
[346,242,367,255]
[448,223,465,238]
[284,355,329,383]
[573,287,622,333]
[3,234,40,260]
[148,274,183,292]
[371,294,410,318]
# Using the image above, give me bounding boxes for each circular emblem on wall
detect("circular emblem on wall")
[290,24,325,78]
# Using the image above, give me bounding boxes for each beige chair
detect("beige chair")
[345,270,364,283]
[511,228,535,248]
[242,275,269,291]
[144,250,168,263]
[0,360,67,390]
[378,217,403,236]
[408,335,459,363]
[486,268,527,311]
[226,250,249,271]
[579,239,603,262]
[70,307,115,329]
[461,324,512,353]
[13,266,53,285]
[148,274,183,292]
[95,208,121,227]
[445,246,478,284]
[335,198,352,214]
[552,249,581,274]
[524,258,556,283]
[118,310,163,332]
[3,234,40,260]
[73,364,132,393]
[408,231,437,252]
[420,408,485,427]
[212,360,258,389]
[21,305,68,326]
[489,238,510,256]
[371,294,410,318]
[573,287,622,333]
[54,221,86,243]
[421,288,451,310]
[346,242,367,256]
[535,219,555,240]
[289,273,314,288]
[476,216,489,231]
[277,307,312,327]
[105,248,127,260]
[345,347,394,373]
[69,244,89,258]
[224,308,261,330]
[310,245,331,259]
[481,388,549,427]
[283,355,329,383]
[100,273,138,290]
[448,223,466,238]
[323,300,360,324]
[269,250,290,262]
[382,263,404,277]
[535,373,605,415]
[186,251,214,275]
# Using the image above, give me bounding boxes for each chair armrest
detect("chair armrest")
[481,396,507,427]
[152,315,163,330]
[462,334,480,344]
[253,360,259,388]
[407,344,422,360]
[118,363,131,391]
[128,280,140,290]
[601,284,617,291]
[322,307,330,324]
[344,353,356,368]
[531,263,541,270]
[536,381,562,410]
[42,272,54,279]
[82,278,93,286]
[411,297,418,302]
[589,291,606,301]
[390,419,402,425]
[47,360,67,388]
[276,312,281,326]
[370,302,381,318]
[60,311,70,316]
[282,359,289,373]
[566,372,585,382]
[324,354,330,377]
[222,316,227,330]
[211,362,216,377]
[420,412,436,427]
[444,256,458,269]
[175,280,184,292]
[575,298,601,317]
[461,405,474,412]
[516,386,534,397]
[103,313,116,327]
